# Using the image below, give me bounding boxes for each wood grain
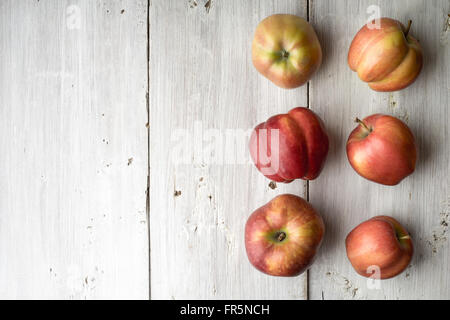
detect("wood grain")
[1,0,448,300]
[0,0,149,299]
[149,0,310,299]
[309,0,449,299]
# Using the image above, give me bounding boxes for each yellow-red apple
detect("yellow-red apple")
[252,14,322,89]
[249,107,329,182]
[346,216,413,279]
[245,194,325,277]
[348,18,423,92]
[346,114,417,185]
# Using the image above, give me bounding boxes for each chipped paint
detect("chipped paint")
[204,0,212,13]
[440,14,450,45]
[326,271,360,299]
[427,199,449,254]
[387,93,409,123]
[188,0,198,8]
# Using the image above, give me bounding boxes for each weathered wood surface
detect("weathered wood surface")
[149,0,309,299]
[308,0,449,299]
[0,0,448,300]
[0,0,149,299]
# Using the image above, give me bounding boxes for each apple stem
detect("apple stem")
[399,235,411,240]
[355,117,371,132]
[404,20,412,38]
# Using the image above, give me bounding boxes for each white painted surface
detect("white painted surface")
[0,0,149,299]
[149,0,309,299]
[308,0,449,299]
[0,0,448,300]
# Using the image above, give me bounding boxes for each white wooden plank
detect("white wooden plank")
[0,0,149,299]
[150,0,311,299]
[309,0,449,299]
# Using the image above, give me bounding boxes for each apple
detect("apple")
[245,194,325,277]
[252,14,322,89]
[348,17,423,92]
[346,216,413,279]
[346,114,417,185]
[249,107,329,182]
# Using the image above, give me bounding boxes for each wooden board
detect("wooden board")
[1,0,448,300]
[0,0,149,299]
[149,0,310,299]
[308,0,449,299]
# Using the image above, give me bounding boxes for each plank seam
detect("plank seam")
[146,0,152,300]
[306,0,311,301]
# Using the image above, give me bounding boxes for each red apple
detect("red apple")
[245,194,325,276]
[249,107,329,182]
[252,14,322,89]
[348,17,423,92]
[346,216,413,279]
[346,114,417,185]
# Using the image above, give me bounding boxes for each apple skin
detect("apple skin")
[346,114,417,186]
[348,17,423,92]
[346,216,413,279]
[252,14,322,89]
[245,194,325,277]
[249,107,329,182]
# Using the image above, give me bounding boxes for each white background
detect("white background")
[0,0,448,299]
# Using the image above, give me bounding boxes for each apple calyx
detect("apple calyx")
[404,20,412,38]
[355,117,372,133]
[280,49,290,59]
[275,231,287,242]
